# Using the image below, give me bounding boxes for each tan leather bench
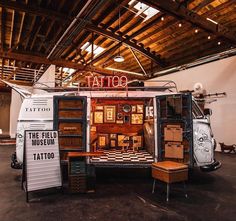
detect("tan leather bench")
[152,161,188,201]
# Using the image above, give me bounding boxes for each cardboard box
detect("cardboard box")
[165,142,184,159]
[164,125,183,142]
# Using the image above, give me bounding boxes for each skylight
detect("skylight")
[81,42,105,57]
[58,67,76,74]
[128,1,159,22]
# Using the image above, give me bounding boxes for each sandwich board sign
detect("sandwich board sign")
[22,130,62,202]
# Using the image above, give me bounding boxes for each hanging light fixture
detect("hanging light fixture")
[114,54,125,62]
[114,4,124,63]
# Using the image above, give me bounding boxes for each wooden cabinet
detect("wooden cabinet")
[68,156,87,193]
[53,96,87,159]
[67,153,98,193]
[156,93,193,166]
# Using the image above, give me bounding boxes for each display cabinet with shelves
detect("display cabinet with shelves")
[156,93,193,167]
[53,96,87,159]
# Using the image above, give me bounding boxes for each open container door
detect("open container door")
[156,93,194,167]
[53,96,87,161]
[192,101,217,170]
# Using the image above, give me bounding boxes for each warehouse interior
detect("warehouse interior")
[0,0,236,221]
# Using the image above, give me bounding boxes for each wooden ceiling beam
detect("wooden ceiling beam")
[140,0,236,44]
[9,10,15,49]
[129,47,147,76]
[68,1,129,63]
[23,16,36,50]
[102,0,130,29]
[0,50,118,76]
[129,14,164,40]
[0,0,70,22]
[193,0,214,12]
[0,50,85,69]
[37,0,66,52]
[1,7,5,50]
[85,24,165,66]
[30,17,46,51]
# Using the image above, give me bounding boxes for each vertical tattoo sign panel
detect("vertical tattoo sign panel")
[24,130,62,193]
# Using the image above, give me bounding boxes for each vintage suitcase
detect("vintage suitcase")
[165,142,184,159]
[164,125,183,142]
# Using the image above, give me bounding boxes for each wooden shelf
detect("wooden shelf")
[59,108,83,111]
[58,118,84,122]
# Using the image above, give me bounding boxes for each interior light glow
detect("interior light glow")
[195,29,199,33]
[128,1,159,22]
[105,67,143,76]
[59,67,76,74]
[207,18,218,25]
[208,36,211,40]
[114,55,125,63]
[81,42,105,56]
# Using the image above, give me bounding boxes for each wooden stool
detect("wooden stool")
[151,161,188,202]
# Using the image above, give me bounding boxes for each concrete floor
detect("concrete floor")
[0,145,235,221]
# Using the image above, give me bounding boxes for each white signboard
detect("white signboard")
[19,97,53,121]
[25,130,62,192]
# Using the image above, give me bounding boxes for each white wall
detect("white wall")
[9,90,23,138]
[0,92,11,135]
[146,56,236,151]
[9,65,56,138]
[33,65,55,94]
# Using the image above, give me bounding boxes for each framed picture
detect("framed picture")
[116,120,124,124]
[90,126,96,132]
[132,105,136,112]
[118,134,129,147]
[94,111,103,124]
[117,112,123,120]
[146,106,154,118]
[137,104,144,113]
[104,105,116,123]
[95,105,104,110]
[131,114,143,124]
[133,135,142,147]
[110,134,117,139]
[110,140,116,148]
[98,134,108,148]
[90,112,93,125]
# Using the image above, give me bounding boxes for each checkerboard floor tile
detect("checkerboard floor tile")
[91,150,154,163]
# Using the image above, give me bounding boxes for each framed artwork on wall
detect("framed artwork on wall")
[132,105,136,112]
[90,112,93,125]
[110,134,117,139]
[110,140,116,148]
[104,105,116,123]
[116,120,124,124]
[95,105,104,110]
[137,104,144,113]
[94,111,104,124]
[98,134,108,148]
[90,126,96,132]
[118,135,126,146]
[131,113,143,124]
